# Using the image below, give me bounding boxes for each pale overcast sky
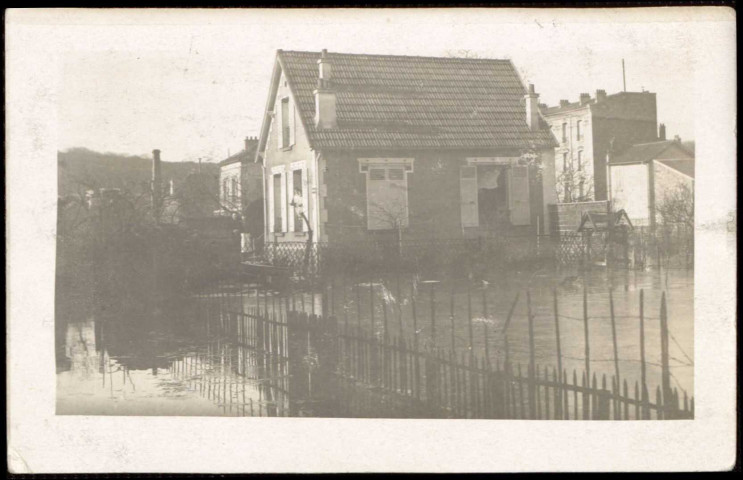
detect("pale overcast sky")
[57,8,701,163]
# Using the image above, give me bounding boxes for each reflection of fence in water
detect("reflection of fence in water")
[199,280,694,420]
[166,291,293,417]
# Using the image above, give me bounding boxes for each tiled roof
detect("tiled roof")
[610,140,693,165]
[277,50,556,150]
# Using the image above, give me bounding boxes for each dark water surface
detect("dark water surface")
[56,266,693,417]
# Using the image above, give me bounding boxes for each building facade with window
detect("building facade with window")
[540,90,659,203]
[218,136,264,251]
[255,50,558,245]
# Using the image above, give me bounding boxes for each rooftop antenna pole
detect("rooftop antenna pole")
[622,59,627,92]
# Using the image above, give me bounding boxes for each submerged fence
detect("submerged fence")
[198,279,694,420]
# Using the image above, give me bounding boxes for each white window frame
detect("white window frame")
[358,158,414,231]
[288,160,309,233]
[277,93,295,150]
[269,165,286,233]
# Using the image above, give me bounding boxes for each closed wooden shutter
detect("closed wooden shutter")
[460,165,479,228]
[509,165,531,225]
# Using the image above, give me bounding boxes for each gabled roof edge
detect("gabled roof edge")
[255,52,283,164]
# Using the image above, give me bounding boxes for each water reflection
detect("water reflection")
[57,266,693,417]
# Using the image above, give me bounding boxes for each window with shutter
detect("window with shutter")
[272,173,283,232]
[293,169,304,232]
[363,165,409,231]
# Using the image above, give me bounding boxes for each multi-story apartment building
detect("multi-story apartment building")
[540,90,659,202]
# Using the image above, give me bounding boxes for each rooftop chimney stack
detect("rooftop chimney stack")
[595,89,607,102]
[580,93,591,105]
[314,49,337,129]
[151,149,162,222]
[524,84,540,131]
[658,123,666,141]
[559,99,570,107]
[245,136,259,151]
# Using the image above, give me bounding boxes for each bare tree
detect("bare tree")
[555,152,594,203]
[655,182,694,229]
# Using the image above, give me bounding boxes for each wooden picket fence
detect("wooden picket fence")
[201,282,694,419]
[336,326,693,420]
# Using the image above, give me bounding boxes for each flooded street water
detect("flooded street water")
[56,265,693,417]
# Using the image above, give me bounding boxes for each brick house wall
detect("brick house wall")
[322,149,554,244]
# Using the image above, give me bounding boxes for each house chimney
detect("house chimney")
[244,136,258,151]
[314,49,337,129]
[659,123,666,141]
[580,93,591,105]
[524,84,540,131]
[559,99,570,107]
[152,149,162,221]
[595,89,607,102]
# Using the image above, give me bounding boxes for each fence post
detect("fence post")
[526,290,536,419]
[450,288,456,353]
[583,287,591,381]
[639,289,647,391]
[659,292,672,419]
[412,285,420,402]
[467,282,474,353]
[430,282,437,348]
[370,277,375,335]
[609,288,621,386]
[552,288,563,418]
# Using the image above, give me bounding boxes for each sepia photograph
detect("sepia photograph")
[6,6,737,473]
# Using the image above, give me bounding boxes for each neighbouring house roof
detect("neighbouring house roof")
[609,140,695,178]
[219,140,259,167]
[259,50,557,152]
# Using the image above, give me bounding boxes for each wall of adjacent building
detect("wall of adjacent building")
[609,163,650,226]
[653,161,694,222]
[591,117,657,200]
[218,162,242,214]
[546,106,596,203]
[262,67,316,244]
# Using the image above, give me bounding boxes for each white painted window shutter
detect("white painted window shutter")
[509,166,531,225]
[460,165,479,228]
